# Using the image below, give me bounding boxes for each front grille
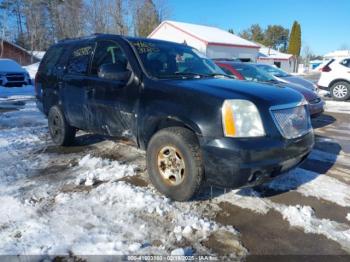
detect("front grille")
[5,73,25,82]
[271,105,312,139]
[309,98,321,104]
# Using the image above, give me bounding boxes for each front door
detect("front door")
[87,40,139,143]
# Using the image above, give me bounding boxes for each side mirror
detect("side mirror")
[98,63,131,81]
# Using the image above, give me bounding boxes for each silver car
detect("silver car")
[256,63,317,92]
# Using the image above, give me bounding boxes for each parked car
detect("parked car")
[317,57,350,101]
[215,61,324,117]
[36,35,314,201]
[255,63,317,92]
[0,59,31,87]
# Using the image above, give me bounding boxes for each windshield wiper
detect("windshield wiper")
[174,72,210,78]
[208,73,235,79]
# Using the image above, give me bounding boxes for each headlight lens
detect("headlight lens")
[222,99,265,137]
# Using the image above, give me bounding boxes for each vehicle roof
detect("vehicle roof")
[215,60,257,67]
[54,34,189,48]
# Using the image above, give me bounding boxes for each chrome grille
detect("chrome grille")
[271,105,312,139]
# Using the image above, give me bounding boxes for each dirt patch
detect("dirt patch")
[0,108,18,113]
[202,229,247,257]
[118,175,149,187]
[215,201,347,255]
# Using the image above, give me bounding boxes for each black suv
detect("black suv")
[36,34,314,201]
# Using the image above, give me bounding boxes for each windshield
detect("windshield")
[233,64,276,82]
[128,39,226,79]
[256,64,290,77]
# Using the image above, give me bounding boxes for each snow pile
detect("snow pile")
[0,92,246,257]
[23,62,40,79]
[279,205,350,252]
[267,168,350,207]
[347,214,350,222]
[75,154,136,186]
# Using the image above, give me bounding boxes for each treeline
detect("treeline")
[0,0,168,51]
[232,21,302,57]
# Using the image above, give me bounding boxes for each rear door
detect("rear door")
[61,42,94,130]
[36,45,65,114]
[339,58,350,81]
[87,39,139,142]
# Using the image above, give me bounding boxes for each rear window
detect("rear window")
[67,44,93,75]
[39,46,65,74]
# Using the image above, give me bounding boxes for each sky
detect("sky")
[167,0,350,55]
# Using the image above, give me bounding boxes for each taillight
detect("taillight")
[321,66,331,72]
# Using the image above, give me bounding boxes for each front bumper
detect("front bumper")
[309,99,325,117]
[201,131,314,188]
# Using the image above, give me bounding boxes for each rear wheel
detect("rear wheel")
[330,81,350,101]
[48,106,76,146]
[146,127,203,201]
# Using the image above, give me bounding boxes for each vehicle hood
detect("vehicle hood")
[167,78,304,107]
[277,75,315,91]
[0,60,26,74]
[275,81,319,101]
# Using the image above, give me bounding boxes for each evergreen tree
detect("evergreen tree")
[288,21,301,56]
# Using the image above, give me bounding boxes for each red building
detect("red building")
[0,39,39,66]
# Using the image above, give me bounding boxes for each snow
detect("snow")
[325,101,350,114]
[267,168,350,207]
[347,214,350,222]
[0,90,246,257]
[23,62,40,79]
[258,47,293,60]
[74,154,136,186]
[154,20,259,48]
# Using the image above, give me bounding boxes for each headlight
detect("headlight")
[222,99,265,137]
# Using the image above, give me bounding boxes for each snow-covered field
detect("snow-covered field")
[1,84,350,258]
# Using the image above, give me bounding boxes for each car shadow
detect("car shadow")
[195,133,342,201]
[311,113,336,129]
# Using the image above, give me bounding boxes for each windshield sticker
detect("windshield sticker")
[73,46,92,57]
[132,41,159,54]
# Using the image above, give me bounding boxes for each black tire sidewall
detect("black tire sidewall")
[331,82,350,101]
[48,106,75,146]
[147,129,202,201]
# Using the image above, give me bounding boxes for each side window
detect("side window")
[340,59,350,68]
[67,44,93,75]
[40,46,64,74]
[91,40,127,76]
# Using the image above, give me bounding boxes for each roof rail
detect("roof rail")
[59,34,103,43]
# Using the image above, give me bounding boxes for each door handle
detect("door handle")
[86,87,95,96]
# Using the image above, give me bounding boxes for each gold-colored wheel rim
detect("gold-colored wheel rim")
[157,146,185,186]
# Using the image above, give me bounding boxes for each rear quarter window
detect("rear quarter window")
[39,46,65,74]
[340,59,350,68]
[66,45,93,75]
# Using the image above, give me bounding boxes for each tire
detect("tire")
[48,106,76,146]
[330,81,350,101]
[146,127,203,201]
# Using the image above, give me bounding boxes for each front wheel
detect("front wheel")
[48,106,76,146]
[330,81,350,101]
[146,127,203,201]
